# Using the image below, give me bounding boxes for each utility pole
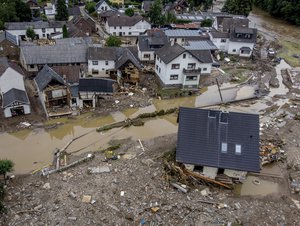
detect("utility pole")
[216,78,223,103]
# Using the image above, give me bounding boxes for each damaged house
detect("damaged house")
[34,65,71,117]
[0,57,31,117]
[176,107,260,182]
[87,46,142,85]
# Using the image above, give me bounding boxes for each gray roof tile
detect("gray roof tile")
[176,107,260,173]
[78,78,115,93]
[2,88,29,107]
[35,65,65,91]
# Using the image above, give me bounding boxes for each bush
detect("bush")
[85,2,96,14]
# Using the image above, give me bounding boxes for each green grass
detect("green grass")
[278,40,300,67]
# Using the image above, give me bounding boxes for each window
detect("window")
[105,61,108,65]
[235,144,241,155]
[129,32,132,35]
[120,26,122,29]
[221,38,226,43]
[156,65,158,70]
[236,34,242,38]
[30,65,35,69]
[159,68,161,73]
[174,38,177,43]
[232,49,236,52]
[171,64,180,69]
[92,61,98,65]
[114,26,116,29]
[102,68,105,71]
[187,63,196,69]
[208,110,216,118]
[143,54,150,59]
[203,68,207,71]
[170,74,178,80]
[113,32,116,35]
[183,54,186,59]
[186,75,197,81]
[92,69,98,74]
[181,38,184,42]
[245,34,251,39]
[42,28,46,33]
[221,142,227,153]
[43,34,45,37]
[219,112,228,123]
[157,56,159,61]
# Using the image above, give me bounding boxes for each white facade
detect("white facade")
[4,104,30,118]
[228,41,254,57]
[88,59,115,77]
[155,52,212,89]
[0,67,26,93]
[137,49,155,62]
[96,1,112,13]
[44,4,57,19]
[210,37,229,52]
[105,20,151,37]
[7,27,63,40]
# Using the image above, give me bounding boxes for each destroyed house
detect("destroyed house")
[176,107,260,178]
[78,78,116,108]
[34,65,71,117]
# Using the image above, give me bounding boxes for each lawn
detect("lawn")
[278,40,300,67]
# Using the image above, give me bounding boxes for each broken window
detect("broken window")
[221,142,227,153]
[235,144,241,155]
[143,54,150,59]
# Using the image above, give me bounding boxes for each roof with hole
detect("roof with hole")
[176,107,260,172]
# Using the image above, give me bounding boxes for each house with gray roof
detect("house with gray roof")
[155,43,213,89]
[96,0,113,13]
[0,31,19,60]
[20,37,90,72]
[0,57,31,117]
[105,14,151,37]
[34,65,71,117]
[164,29,210,46]
[87,46,142,84]
[5,21,65,41]
[176,107,260,179]
[137,29,169,62]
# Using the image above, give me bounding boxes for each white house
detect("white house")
[155,44,213,89]
[137,29,169,62]
[96,0,113,13]
[105,14,151,36]
[5,21,65,41]
[44,3,56,19]
[0,58,30,117]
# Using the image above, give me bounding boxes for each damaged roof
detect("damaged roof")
[2,88,29,108]
[79,78,115,93]
[176,107,260,173]
[35,65,65,91]
[155,43,213,64]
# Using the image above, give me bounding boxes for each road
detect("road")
[79,6,109,39]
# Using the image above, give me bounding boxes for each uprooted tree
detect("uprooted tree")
[0,159,14,185]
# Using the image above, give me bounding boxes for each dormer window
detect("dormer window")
[236,34,242,38]
[245,34,251,39]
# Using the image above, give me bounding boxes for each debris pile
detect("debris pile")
[260,139,286,166]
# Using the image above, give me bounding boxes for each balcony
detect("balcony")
[183,68,201,74]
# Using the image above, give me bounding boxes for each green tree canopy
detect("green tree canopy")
[201,18,213,27]
[106,35,122,47]
[85,2,96,14]
[26,27,36,40]
[63,24,68,38]
[222,0,252,17]
[125,8,135,17]
[148,0,165,26]
[0,159,14,185]
[56,0,69,21]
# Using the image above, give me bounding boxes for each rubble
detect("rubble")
[260,139,286,166]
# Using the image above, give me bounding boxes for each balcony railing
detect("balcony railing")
[183,68,201,74]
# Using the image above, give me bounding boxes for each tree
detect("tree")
[26,27,36,41]
[0,160,14,185]
[222,0,252,16]
[201,18,213,27]
[106,35,122,47]
[85,2,96,14]
[165,12,177,24]
[125,8,134,17]
[56,0,69,21]
[148,0,165,26]
[63,24,68,38]
[15,0,32,22]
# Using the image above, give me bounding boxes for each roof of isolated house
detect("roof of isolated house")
[0,31,18,46]
[35,65,65,91]
[107,15,149,27]
[21,38,90,65]
[176,107,260,173]
[155,43,213,64]
[2,88,29,108]
[78,78,115,93]
[87,47,142,69]
[183,40,218,51]
[5,21,65,30]
[230,27,257,43]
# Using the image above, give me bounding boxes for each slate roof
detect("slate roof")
[87,47,142,69]
[51,65,83,84]
[138,29,168,51]
[5,21,65,30]
[35,65,65,91]
[78,78,115,93]
[2,88,29,108]
[222,17,249,32]
[107,15,148,27]
[68,7,81,16]
[0,57,24,76]
[176,107,260,173]
[155,43,213,64]
[21,38,89,65]
[230,28,257,43]
[210,31,230,39]
[183,40,218,51]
